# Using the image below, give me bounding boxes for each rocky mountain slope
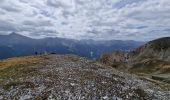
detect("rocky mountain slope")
[129,37,170,74]
[129,37,170,62]
[0,54,170,99]
[98,37,170,83]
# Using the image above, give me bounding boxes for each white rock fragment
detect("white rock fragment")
[48,95,55,100]
[103,95,108,99]
[102,81,107,84]
[146,89,154,94]
[19,95,32,100]
[126,95,129,99]
[112,96,123,100]
[117,97,123,100]
[0,96,3,100]
[65,90,70,94]
[81,96,85,99]
[70,83,76,86]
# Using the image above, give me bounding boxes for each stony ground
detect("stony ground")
[0,54,170,100]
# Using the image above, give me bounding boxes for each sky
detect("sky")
[0,0,170,41]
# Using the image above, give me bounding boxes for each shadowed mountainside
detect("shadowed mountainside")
[0,32,144,59]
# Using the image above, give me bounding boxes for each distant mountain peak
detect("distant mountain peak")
[8,32,31,39]
[9,32,20,36]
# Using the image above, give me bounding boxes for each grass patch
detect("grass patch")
[0,55,48,85]
[129,59,170,74]
[0,55,43,70]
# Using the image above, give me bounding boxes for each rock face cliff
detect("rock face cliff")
[0,55,170,99]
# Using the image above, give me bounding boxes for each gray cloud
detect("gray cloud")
[0,0,22,12]
[113,0,146,8]
[0,0,169,41]
[1,6,21,12]
[0,20,17,31]
[46,0,71,9]
[22,20,53,27]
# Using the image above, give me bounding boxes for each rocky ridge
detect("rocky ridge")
[0,54,170,99]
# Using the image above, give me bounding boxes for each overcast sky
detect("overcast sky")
[0,0,170,41]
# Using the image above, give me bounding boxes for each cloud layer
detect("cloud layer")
[0,0,170,41]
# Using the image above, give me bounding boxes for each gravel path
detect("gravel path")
[0,55,170,100]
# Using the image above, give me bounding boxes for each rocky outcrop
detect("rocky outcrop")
[98,37,170,73]
[97,51,130,71]
[98,51,128,64]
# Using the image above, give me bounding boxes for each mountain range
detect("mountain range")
[0,32,144,59]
